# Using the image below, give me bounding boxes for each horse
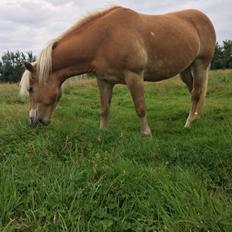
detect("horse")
[20,6,216,135]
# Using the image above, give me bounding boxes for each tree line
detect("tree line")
[0,40,231,83]
[0,51,36,82]
[211,40,232,69]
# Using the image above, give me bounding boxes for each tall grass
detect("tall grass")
[0,70,232,231]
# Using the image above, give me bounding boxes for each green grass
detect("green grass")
[0,70,232,231]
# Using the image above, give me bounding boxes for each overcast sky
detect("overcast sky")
[1,0,231,57]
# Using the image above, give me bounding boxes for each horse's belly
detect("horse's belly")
[144,44,198,81]
[143,59,188,81]
[144,72,176,82]
[142,20,200,81]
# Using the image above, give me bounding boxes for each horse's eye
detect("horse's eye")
[28,86,33,93]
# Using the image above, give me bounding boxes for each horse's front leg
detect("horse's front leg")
[97,79,114,129]
[124,71,152,136]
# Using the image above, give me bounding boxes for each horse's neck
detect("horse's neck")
[52,33,96,81]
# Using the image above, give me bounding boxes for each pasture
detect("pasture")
[0,70,232,231]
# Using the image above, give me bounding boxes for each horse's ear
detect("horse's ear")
[24,61,34,73]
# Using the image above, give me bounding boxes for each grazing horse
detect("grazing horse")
[20,6,216,135]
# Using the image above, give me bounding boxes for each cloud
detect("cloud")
[0,0,231,56]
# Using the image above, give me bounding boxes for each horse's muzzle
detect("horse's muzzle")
[29,117,50,128]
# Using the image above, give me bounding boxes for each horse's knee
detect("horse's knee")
[100,110,108,118]
[100,105,110,117]
[136,105,146,118]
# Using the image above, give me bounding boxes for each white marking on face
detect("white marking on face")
[29,108,37,119]
[150,32,155,36]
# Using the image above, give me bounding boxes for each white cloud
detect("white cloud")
[0,0,231,57]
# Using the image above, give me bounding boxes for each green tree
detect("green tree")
[222,40,232,68]
[211,40,232,69]
[0,51,36,83]
[211,42,223,69]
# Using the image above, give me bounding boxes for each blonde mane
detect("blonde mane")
[35,6,120,82]
[19,70,31,96]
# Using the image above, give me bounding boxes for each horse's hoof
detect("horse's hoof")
[141,129,152,137]
[184,123,190,128]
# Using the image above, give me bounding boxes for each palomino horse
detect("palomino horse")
[20,6,216,135]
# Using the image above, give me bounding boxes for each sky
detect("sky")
[0,0,231,57]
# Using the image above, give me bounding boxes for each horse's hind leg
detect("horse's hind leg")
[184,59,209,128]
[180,66,193,93]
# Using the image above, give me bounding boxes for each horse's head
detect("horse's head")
[20,61,62,128]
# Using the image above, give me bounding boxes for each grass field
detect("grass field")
[0,70,232,231]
